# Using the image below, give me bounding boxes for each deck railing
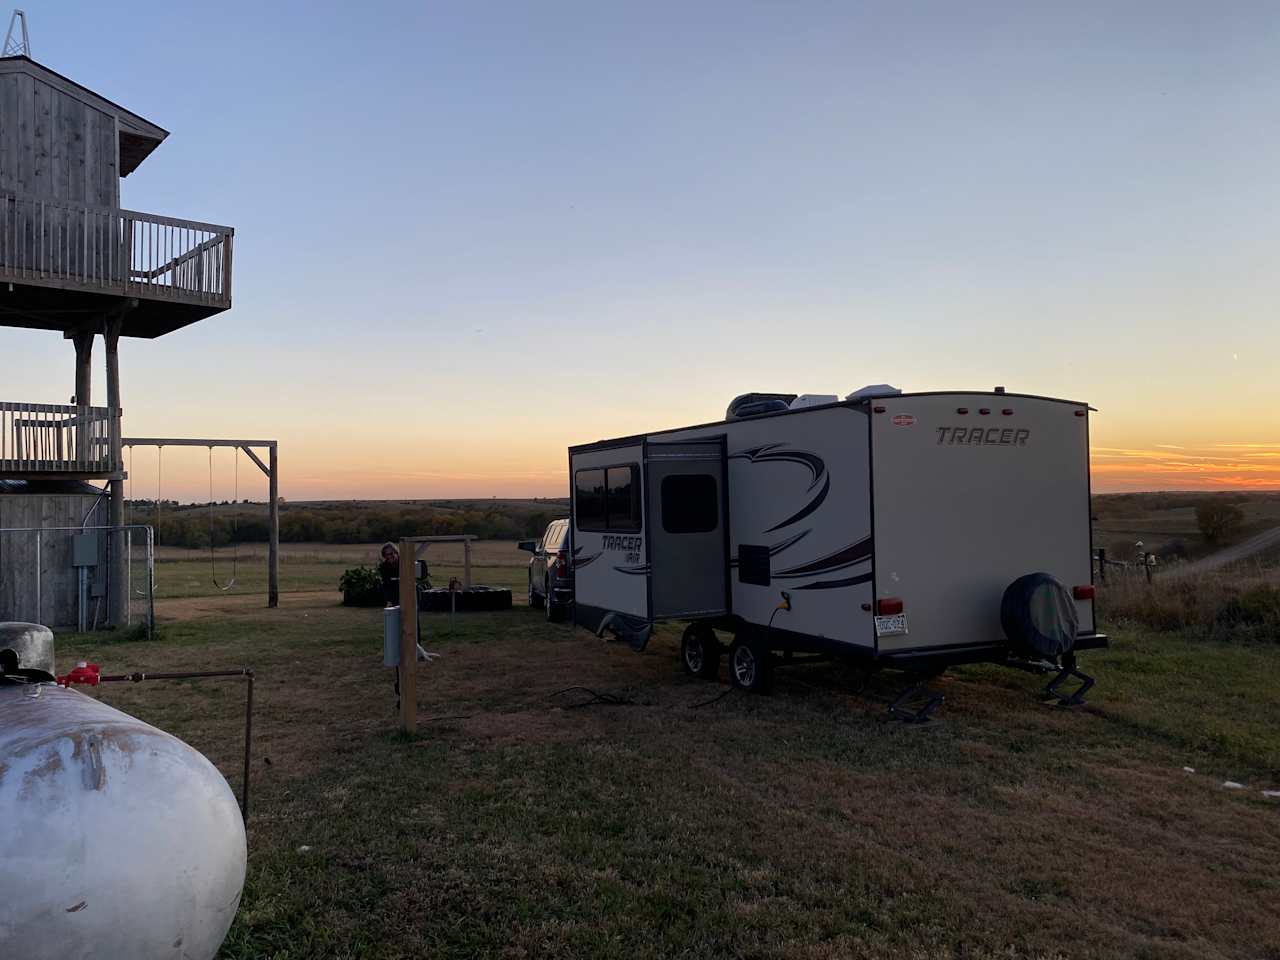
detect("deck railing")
[0,192,232,308]
[0,402,118,474]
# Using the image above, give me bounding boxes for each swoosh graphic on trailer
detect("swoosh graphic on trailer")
[764,472,830,533]
[731,444,826,491]
[729,528,812,567]
[614,564,650,575]
[573,552,603,569]
[773,536,873,579]
[729,443,831,533]
[793,571,873,591]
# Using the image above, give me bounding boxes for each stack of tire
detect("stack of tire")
[418,585,512,612]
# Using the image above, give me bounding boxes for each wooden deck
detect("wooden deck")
[0,401,119,477]
[0,192,232,334]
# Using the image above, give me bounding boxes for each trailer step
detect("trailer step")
[881,673,944,724]
[1043,652,1095,706]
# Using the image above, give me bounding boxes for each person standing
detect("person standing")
[379,542,400,607]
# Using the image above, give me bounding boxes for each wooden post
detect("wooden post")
[73,331,93,405]
[268,443,279,608]
[398,539,417,734]
[463,538,473,590]
[72,331,94,467]
[104,318,125,627]
[1097,548,1106,583]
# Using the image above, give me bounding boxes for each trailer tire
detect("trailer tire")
[728,634,773,694]
[681,624,720,680]
[1001,572,1079,658]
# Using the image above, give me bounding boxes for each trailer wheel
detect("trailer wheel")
[729,634,773,694]
[681,624,720,679]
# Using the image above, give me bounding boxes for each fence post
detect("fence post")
[398,539,417,735]
[1098,548,1106,582]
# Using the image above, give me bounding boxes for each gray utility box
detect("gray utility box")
[72,532,100,568]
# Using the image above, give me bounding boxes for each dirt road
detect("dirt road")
[1169,525,1280,577]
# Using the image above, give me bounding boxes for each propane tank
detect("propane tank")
[0,680,247,959]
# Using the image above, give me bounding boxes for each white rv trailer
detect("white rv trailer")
[568,387,1105,696]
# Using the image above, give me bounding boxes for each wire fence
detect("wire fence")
[0,524,154,633]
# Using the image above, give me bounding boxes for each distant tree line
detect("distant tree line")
[125,502,563,549]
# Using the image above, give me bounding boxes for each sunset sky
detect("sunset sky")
[3,1,1278,501]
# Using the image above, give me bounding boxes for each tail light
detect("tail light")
[876,597,903,616]
[555,551,569,576]
[1073,585,1095,600]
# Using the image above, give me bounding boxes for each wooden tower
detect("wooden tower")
[0,51,235,626]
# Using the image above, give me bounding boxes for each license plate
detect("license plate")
[874,614,908,638]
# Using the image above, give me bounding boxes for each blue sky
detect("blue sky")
[4,1,1279,498]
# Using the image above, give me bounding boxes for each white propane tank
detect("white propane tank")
[0,682,247,960]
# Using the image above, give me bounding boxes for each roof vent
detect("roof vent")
[789,394,839,410]
[845,384,902,400]
[726,392,797,420]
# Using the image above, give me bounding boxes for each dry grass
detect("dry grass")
[54,596,1280,960]
[1100,563,1280,639]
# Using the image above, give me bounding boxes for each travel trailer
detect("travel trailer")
[568,387,1105,702]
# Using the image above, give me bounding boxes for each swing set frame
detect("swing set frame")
[122,437,280,607]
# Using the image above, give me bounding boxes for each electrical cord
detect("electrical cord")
[546,685,636,709]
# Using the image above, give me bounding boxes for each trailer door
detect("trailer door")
[646,439,729,620]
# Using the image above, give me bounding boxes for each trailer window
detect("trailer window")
[575,470,606,530]
[575,464,641,532]
[660,474,719,534]
[605,466,641,532]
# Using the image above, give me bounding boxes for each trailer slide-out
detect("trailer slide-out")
[568,388,1106,700]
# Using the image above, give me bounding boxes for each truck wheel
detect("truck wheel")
[545,581,566,623]
[681,624,720,679]
[729,634,773,694]
[528,574,544,608]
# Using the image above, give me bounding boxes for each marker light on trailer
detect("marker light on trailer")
[877,598,904,615]
[1073,585,1096,600]
[978,408,991,415]
[956,407,968,414]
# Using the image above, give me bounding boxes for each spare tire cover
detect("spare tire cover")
[1001,572,1079,657]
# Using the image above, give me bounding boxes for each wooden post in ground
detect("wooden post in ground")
[463,537,473,589]
[398,539,417,734]
[268,443,279,607]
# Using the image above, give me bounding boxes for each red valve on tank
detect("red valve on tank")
[57,661,101,687]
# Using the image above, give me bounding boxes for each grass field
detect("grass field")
[1093,491,1280,562]
[56,570,1280,959]
[151,540,529,600]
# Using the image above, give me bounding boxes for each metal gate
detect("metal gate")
[0,524,154,633]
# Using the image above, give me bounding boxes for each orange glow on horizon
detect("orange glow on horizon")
[1091,444,1280,492]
